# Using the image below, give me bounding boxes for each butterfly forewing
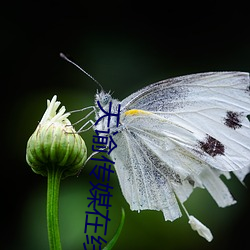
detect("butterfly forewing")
[120,72,250,172]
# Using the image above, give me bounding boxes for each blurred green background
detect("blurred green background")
[2,2,250,250]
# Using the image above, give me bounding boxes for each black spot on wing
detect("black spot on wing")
[224,111,243,130]
[186,177,195,186]
[199,135,225,157]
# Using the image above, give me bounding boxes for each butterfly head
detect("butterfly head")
[95,90,113,109]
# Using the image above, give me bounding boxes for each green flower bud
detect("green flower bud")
[26,95,87,178]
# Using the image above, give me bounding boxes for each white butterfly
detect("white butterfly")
[92,72,250,241]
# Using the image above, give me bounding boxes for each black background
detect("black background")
[2,1,250,250]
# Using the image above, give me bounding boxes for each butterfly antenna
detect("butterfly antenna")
[60,53,104,91]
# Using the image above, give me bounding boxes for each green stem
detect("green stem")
[102,208,125,250]
[47,165,63,250]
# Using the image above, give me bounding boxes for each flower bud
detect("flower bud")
[26,95,87,178]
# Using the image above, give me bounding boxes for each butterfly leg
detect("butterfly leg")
[69,106,96,132]
[77,120,95,133]
[77,151,100,176]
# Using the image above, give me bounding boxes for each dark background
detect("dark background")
[2,2,250,249]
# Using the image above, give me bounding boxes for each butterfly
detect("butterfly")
[60,55,250,241]
[92,71,250,241]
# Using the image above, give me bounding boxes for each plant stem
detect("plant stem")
[102,208,125,250]
[47,165,63,250]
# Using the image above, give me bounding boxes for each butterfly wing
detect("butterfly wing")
[111,111,237,221]
[120,72,250,173]
[110,124,183,221]
[110,72,250,221]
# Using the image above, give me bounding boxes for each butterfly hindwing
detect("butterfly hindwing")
[110,119,183,221]
[111,111,236,221]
